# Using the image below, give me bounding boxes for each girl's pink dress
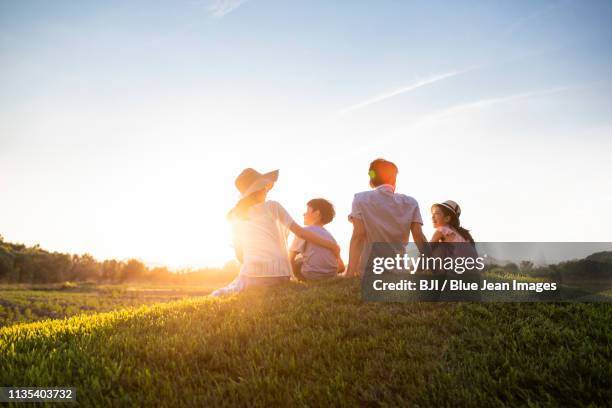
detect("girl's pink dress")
[436,225,468,243]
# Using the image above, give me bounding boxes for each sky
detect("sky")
[1,0,612,268]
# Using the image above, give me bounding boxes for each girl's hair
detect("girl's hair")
[227,189,266,220]
[433,204,475,244]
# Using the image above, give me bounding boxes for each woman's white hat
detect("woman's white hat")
[235,168,279,198]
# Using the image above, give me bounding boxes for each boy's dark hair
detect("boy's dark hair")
[369,158,398,187]
[307,198,335,225]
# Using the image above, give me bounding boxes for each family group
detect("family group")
[211,158,474,296]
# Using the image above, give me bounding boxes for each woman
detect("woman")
[210,168,340,296]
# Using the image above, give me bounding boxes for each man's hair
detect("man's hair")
[307,198,335,225]
[368,158,398,187]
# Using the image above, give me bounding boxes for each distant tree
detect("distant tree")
[586,251,612,264]
[149,266,172,283]
[0,237,244,285]
[504,262,519,273]
[48,252,73,282]
[70,254,101,281]
[121,259,147,282]
[520,261,534,273]
[0,244,15,282]
[102,259,123,283]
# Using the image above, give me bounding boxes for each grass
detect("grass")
[0,283,217,327]
[416,303,612,407]
[1,279,457,406]
[0,278,610,406]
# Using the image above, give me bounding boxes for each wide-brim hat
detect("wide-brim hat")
[434,200,461,217]
[235,168,279,198]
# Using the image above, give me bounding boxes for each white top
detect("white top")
[348,184,423,244]
[231,200,295,277]
[435,225,468,243]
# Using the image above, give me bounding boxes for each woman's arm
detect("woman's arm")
[289,223,340,255]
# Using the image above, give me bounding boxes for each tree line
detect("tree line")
[0,235,238,285]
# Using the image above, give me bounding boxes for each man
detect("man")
[345,158,429,277]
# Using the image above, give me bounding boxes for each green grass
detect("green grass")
[0,283,218,327]
[0,279,610,407]
[416,303,611,407]
[1,279,457,406]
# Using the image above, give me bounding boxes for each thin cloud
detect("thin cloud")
[337,70,470,116]
[411,86,573,128]
[331,86,576,164]
[209,0,249,18]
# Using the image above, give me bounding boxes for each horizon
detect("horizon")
[2,0,612,268]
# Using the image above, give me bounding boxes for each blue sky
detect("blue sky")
[1,0,611,267]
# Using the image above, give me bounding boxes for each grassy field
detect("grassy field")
[1,278,610,406]
[0,283,220,328]
[417,302,611,406]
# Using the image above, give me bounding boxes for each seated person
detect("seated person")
[430,200,474,244]
[346,158,429,277]
[290,198,345,281]
[210,169,339,297]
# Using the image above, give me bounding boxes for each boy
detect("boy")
[289,198,345,281]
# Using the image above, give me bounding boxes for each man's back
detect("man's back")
[349,185,423,244]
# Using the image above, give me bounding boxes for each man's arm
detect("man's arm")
[346,218,367,277]
[410,222,431,257]
[289,223,340,255]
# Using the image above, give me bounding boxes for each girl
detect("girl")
[210,168,340,296]
[430,200,474,244]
